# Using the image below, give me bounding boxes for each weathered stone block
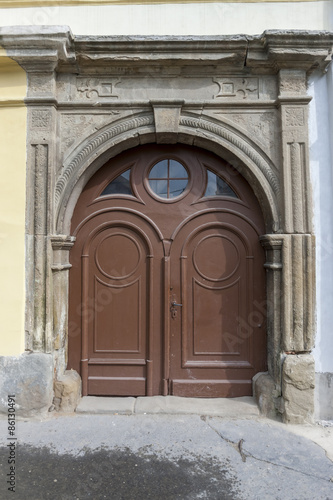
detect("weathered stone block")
[0,352,53,417]
[54,369,81,412]
[282,354,315,424]
[253,371,280,419]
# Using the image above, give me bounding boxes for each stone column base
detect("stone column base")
[253,372,282,420]
[282,354,315,424]
[0,352,53,418]
[54,369,81,412]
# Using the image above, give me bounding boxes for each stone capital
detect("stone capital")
[0,26,76,73]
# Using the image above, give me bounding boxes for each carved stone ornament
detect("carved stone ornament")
[32,110,52,129]
[285,107,305,127]
[1,26,332,423]
[213,78,259,99]
[76,77,121,100]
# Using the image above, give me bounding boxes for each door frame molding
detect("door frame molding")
[4,27,331,421]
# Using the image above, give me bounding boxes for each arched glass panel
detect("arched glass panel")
[204,169,238,198]
[148,159,189,199]
[100,169,132,196]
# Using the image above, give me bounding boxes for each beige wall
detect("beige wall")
[0,49,27,355]
[0,1,330,35]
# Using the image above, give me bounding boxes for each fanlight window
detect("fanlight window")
[148,159,189,199]
[204,169,238,198]
[100,169,132,196]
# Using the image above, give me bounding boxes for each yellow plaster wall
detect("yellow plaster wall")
[0,49,27,355]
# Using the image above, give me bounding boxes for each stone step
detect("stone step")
[76,395,260,418]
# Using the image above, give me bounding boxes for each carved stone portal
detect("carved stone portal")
[1,27,332,422]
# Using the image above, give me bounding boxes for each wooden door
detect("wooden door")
[68,144,266,397]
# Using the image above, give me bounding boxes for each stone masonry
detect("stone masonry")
[0,27,332,422]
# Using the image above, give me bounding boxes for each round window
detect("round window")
[148,159,189,199]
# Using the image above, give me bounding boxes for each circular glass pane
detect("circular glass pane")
[148,159,189,199]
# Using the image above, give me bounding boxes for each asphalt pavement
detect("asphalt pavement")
[0,397,332,500]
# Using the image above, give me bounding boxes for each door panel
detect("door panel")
[68,144,266,397]
[85,225,149,395]
[192,279,241,356]
[168,213,263,397]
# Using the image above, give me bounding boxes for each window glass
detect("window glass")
[169,160,187,178]
[148,159,189,199]
[204,170,238,198]
[149,179,168,198]
[169,179,188,198]
[149,160,168,179]
[100,169,132,196]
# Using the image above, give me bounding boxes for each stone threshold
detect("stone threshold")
[76,395,260,418]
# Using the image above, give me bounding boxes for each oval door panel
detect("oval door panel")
[193,234,240,282]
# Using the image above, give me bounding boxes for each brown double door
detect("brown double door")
[68,144,266,397]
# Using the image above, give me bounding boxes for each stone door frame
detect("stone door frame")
[1,27,332,421]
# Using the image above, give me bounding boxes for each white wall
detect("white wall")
[0,1,330,36]
[309,64,333,374]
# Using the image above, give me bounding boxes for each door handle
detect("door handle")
[170,300,182,319]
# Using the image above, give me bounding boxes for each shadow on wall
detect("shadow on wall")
[308,64,333,420]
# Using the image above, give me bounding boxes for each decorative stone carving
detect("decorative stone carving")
[213,78,259,99]
[60,113,120,160]
[179,115,280,197]
[76,77,120,100]
[285,108,305,127]
[32,109,52,129]
[55,114,154,206]
[215,112,278,164]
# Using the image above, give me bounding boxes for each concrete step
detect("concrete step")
[76,395,260,418]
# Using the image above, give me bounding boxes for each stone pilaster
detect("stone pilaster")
[281,234,315,352]
[51,235,75,377]
[278,69,312,235]
[260,234,283,386]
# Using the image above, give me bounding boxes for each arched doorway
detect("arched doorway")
[68,144,266,397]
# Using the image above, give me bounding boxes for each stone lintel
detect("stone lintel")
[0,27,332,75]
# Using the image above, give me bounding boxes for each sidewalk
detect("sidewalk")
[0,397,332,499]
